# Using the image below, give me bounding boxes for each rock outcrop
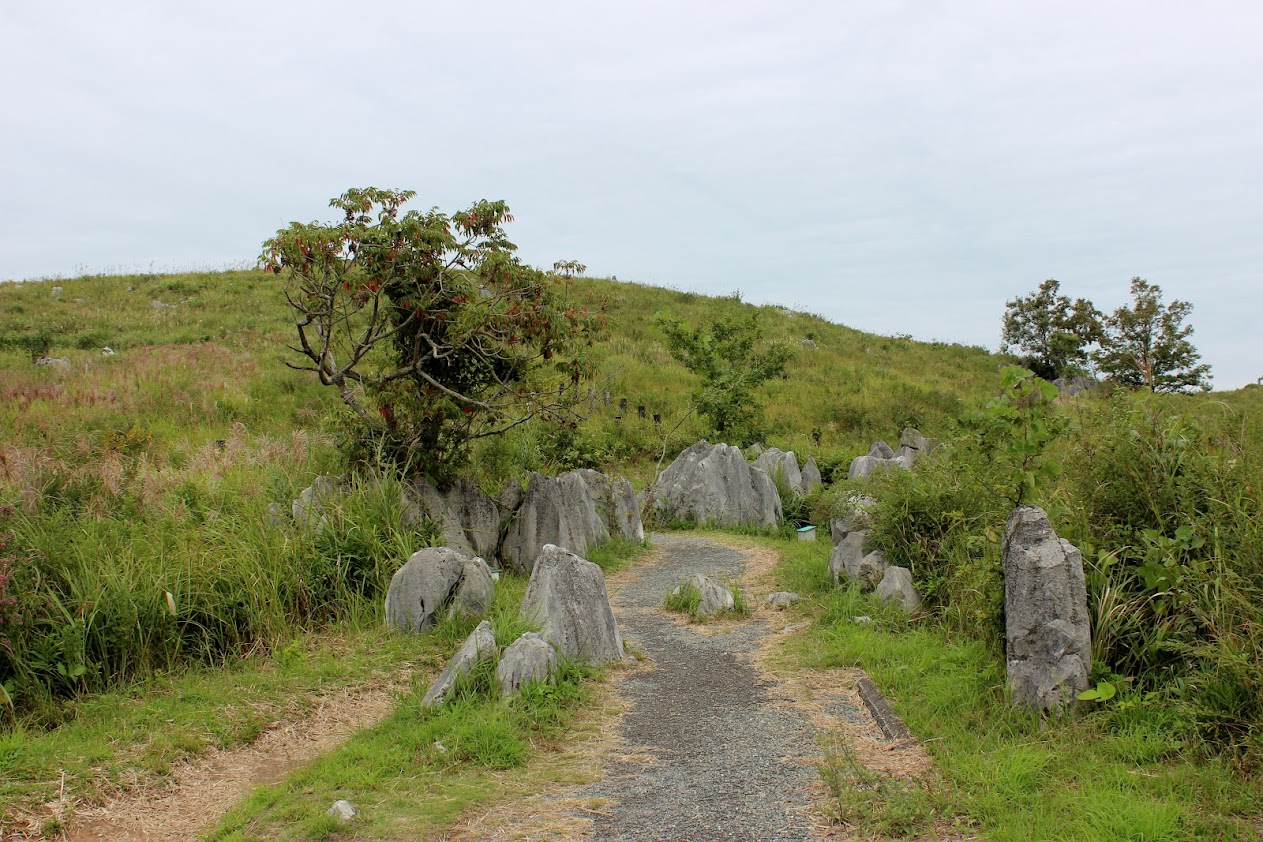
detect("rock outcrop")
[501,472,609,574]
[496,632,557,697]
[651,440,781,528]
[752,448,822,496]
[830,494,878,543]
[420,620,498,708]
[848,429,934,479]
[519,544,625,664]
[385,547,476,633]
[576,469,646,543]
[1002,506,1091,712]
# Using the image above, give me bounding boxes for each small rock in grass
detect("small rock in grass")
[852,615,873,626]
[327,800,356,822]
[420,620,498,708]
[673,573,734,617]
[496,632,557,697]
[766,591,800,610]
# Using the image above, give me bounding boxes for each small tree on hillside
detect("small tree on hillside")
[1095,277,1211,393]
[653,311,792,445]
[261,188,605,480]
[1000,279,1103,380]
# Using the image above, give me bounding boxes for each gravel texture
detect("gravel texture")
[575,535,819,841]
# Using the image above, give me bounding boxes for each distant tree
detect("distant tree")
[1000,279,1103,380]
[653,311,793,445]
[261,188,605,480]
[1095,277,1211,393]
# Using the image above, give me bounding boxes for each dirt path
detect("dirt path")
[59,683,401,842]
[573,535,823,840]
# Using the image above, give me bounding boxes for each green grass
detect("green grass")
[777,538,1263,841]
[0,621,428,829]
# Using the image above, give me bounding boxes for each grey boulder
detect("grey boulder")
[520,544,624,664]
[651,440,781,528]
[384,547,469,633]
[496,632,557,697]
[754,448,804,494]
[875,566,921,612]
[899,427,935,454]
[421,620,498,708]
[673,573,735,617]
[501,472,609,574]
[1003,506,1091,712]
[856,550,889,591]
[800,457,822,494]
[576,469,645,543]
[829,529,875,585]
[448,556,496,621]
[766,591,800,610]
[292,475,341,533]
[830,494,878,543]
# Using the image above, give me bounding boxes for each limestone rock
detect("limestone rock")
[829,529,875,585]
[800,457,822,494]
[421,620,498,708]
[327,800,357,822]
[520,544,624,664]
[856,550,889,591]
[403,479,474,555]
[498,476,523,514]
[831,494,877,543]
[448,556,496,621]
[34,356,70,370]
[1003,506,1091,712]
[292,475,341,533]
[446,478,502,559]
[673,573,735,617]
[899,427,935,454]
[501,472,609,574]
[870,440,896,460]
[766,591,800,610]
[754,448,803,494]
[384,547,469,633]
[496,632,557,697]
[875,566,921,612]
[651,440,781,528]
[576,469,645,543]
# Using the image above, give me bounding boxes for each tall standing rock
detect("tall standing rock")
[651,440,782,528]
[519,544,625,665]
[1002,506,1091,712]
[500,472,610,574]
[575,469,645,543]
[754,448,803,494]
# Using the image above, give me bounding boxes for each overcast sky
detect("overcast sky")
[2,1,1260,387]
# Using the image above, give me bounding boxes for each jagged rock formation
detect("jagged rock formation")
[753,448,822,496]
[576,469,646,543]
[651,440,782,528]
[519,544,625,665]
[500,472,609,574]
[420,620,498,708]
[385,547,485,633]
[848,428,935,479]
[1003,506,1091,711]
[829,529,875,585]
[291,474,342,533]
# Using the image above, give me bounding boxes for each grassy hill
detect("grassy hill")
[2,269,1260,839]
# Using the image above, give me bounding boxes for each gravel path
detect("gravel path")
[574,534,821,841]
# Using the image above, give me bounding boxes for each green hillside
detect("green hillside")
[2,269,1260,839]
